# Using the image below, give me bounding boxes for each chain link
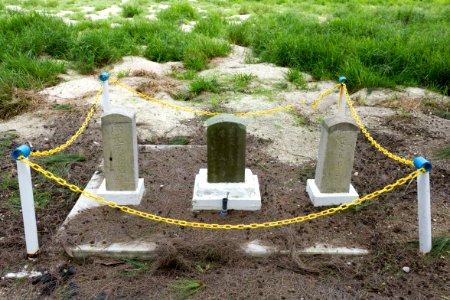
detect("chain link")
[21,157,422,230]
[311,83,341,109]
[30,88,102,157]
[109,78,340,117]
[343,84,414,166]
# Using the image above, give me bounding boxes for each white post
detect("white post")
[99,73,110,113]
[16,159,39,256]
[417,171,432,254]
[338,77,348,115]
[339,87,347,115]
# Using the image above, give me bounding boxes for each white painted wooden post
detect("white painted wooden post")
[99,72,110,113]
[338,77,348,115]
[12,145,39,256]
[414,157,432,254]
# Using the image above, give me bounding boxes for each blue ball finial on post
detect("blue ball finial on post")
[12,145,31,160]
[99,72,110,82]
[338,76,348,84]
[414,157,432,172]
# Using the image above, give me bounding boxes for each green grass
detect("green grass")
[8,190,52,210]
[430,236,450,257]
[157,2,199,23]
[208,95,224,112]
[423,98,450,120]
[171,70,198,81]
[117,259,150,277]
[170,279,204,299]
[41,153,86,167]
[1,171,52,211]
[168,137,190,145]
[116,69,130,79]
[3,152,86,212]
[141,22,230,71]
[193,13,227,38]
[0,11,231,118]
[293,115,309,127]
[229,7,450,94]
[121,4,143,18]
[51,104,73,111]
[433,145,450,160]
[0,131,19,158]
[0,1,448,120]
[189,77,221,95]
[232,73,255,91]
[285,68,307,89]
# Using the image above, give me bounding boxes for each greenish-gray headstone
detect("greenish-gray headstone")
[315,115,358,193]
[207,115,246,183]
[102,108,139,191]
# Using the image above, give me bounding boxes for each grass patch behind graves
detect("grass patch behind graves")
[157,1,199,23]
[0,9,230,119]
[121,3,143,18]
[1,1,449,120]
[229,6,450,95]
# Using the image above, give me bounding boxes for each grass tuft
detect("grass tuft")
[430,236,450,257]
[51,104,73,111]
[41,153,86,167]
[0,131,19,158]
[157,2,199,23]
[285,68,307,89]
[170,279,204,299]
[169,137,190,145]
[433,145,450,160]
[121,4,143,18]
[189,77,221,95]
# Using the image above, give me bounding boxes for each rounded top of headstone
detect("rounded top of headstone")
[101,107,136,120]
[206,114,246,127]
[323,115,357,129]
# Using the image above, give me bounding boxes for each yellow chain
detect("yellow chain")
[30,88,102,157]
[343,85,414,166]
[21,157,422,230]
[110,78,340,117]
[311,83,341,109]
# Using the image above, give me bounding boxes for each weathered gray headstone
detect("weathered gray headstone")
[207,115,246,183]
[315,115,358,193]
[102,108,139,191]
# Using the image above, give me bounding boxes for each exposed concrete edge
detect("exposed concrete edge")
[71,241,158,260]
[66,240,369,260]
[139,145,206,152]
[61,171,104,228]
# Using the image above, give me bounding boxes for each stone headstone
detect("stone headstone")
[315,115,358,193]
[102,108,139,191]
[206,115,246,183]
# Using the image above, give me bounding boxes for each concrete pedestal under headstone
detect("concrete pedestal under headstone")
[192,115,261,211]
[97,108,145,205]
[307,115,359,206]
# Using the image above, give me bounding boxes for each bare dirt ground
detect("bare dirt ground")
[0,46,449,299]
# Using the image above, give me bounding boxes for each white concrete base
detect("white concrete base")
[306,179,359,207]
[97,178,145,205]
[192,168,261,211]
[70,241,157,260]
[65,240,368,260]
[62,171,105,226]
